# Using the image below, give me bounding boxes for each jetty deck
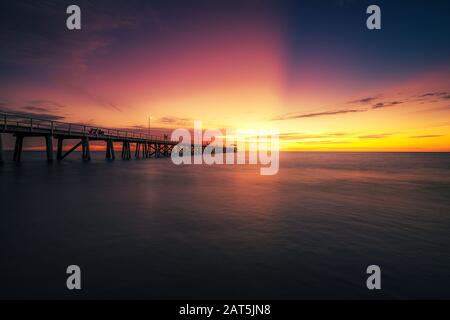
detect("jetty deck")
[0,112,207,162]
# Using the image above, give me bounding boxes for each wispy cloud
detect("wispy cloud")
[273,109,364,120]
[410,135,444,138]
[159,116,192,125]
[23,106,54,113]
[278,132,350,140]
[418,92,447,98]
[0,98,67,120]
[347,96,379,104]
[274,89,450,122]
[291,140,349,145]
[0,107,65,121]
[64,85,122,112]
[23,99,66,112]
[26,99,65,108]
[372,101,403,109]
[410,91,449,104]
[414,105,450,113]
[358,133,394,139]
[0,98,8,108]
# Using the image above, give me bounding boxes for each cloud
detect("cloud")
[23,106,54,113]
[327,132,348,136]
[279,131,397,141]
[1,98,67,120]
[347,96,379,104]
[273,109,365,120]
[410,91,450,104]
[129,125,147,130]
[274,88,450,122]
[23,99,66,113]
[64,85,122,112]
[409,135,444,138]
[278,132,350,140]
[358,133,393,139]
[108,103,122,112]
[159,116,192,125]
[26,99,65,108]
[418,92,447,98]
[291,140,349,145]
[0,108,65,121]
[415,105,450,113]
[352,91,450,111]
[0,1,141,73]
[372,101,403,109]
[0,98,8,108]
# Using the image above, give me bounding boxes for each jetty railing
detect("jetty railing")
[0,111,175,142]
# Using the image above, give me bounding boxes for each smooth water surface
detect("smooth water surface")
[1,152,449,299]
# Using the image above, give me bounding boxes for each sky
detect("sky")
[0,0,449,151]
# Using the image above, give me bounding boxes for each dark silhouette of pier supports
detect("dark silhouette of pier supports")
[135,142,141,158]
[148,143,156,158]
[81,137,91,161]
[155,143,161,158]
[56,137,90,161]
[106,140,115,160]
[45,135,53,162]
[57,137,63,160]
[142,142,148,158]
[11,134,54,162]
[13,135,24,162]
[122,141,131,160]
[163,143,168,156]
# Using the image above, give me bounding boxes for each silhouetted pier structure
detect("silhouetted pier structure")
[0,112,212,162]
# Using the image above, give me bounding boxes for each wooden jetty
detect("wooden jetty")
[0,112,209,162]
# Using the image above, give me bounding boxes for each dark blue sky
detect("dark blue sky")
[1,0,449,79]
[281,0,450,85]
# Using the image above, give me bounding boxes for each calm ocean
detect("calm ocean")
[1,152,449,299]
